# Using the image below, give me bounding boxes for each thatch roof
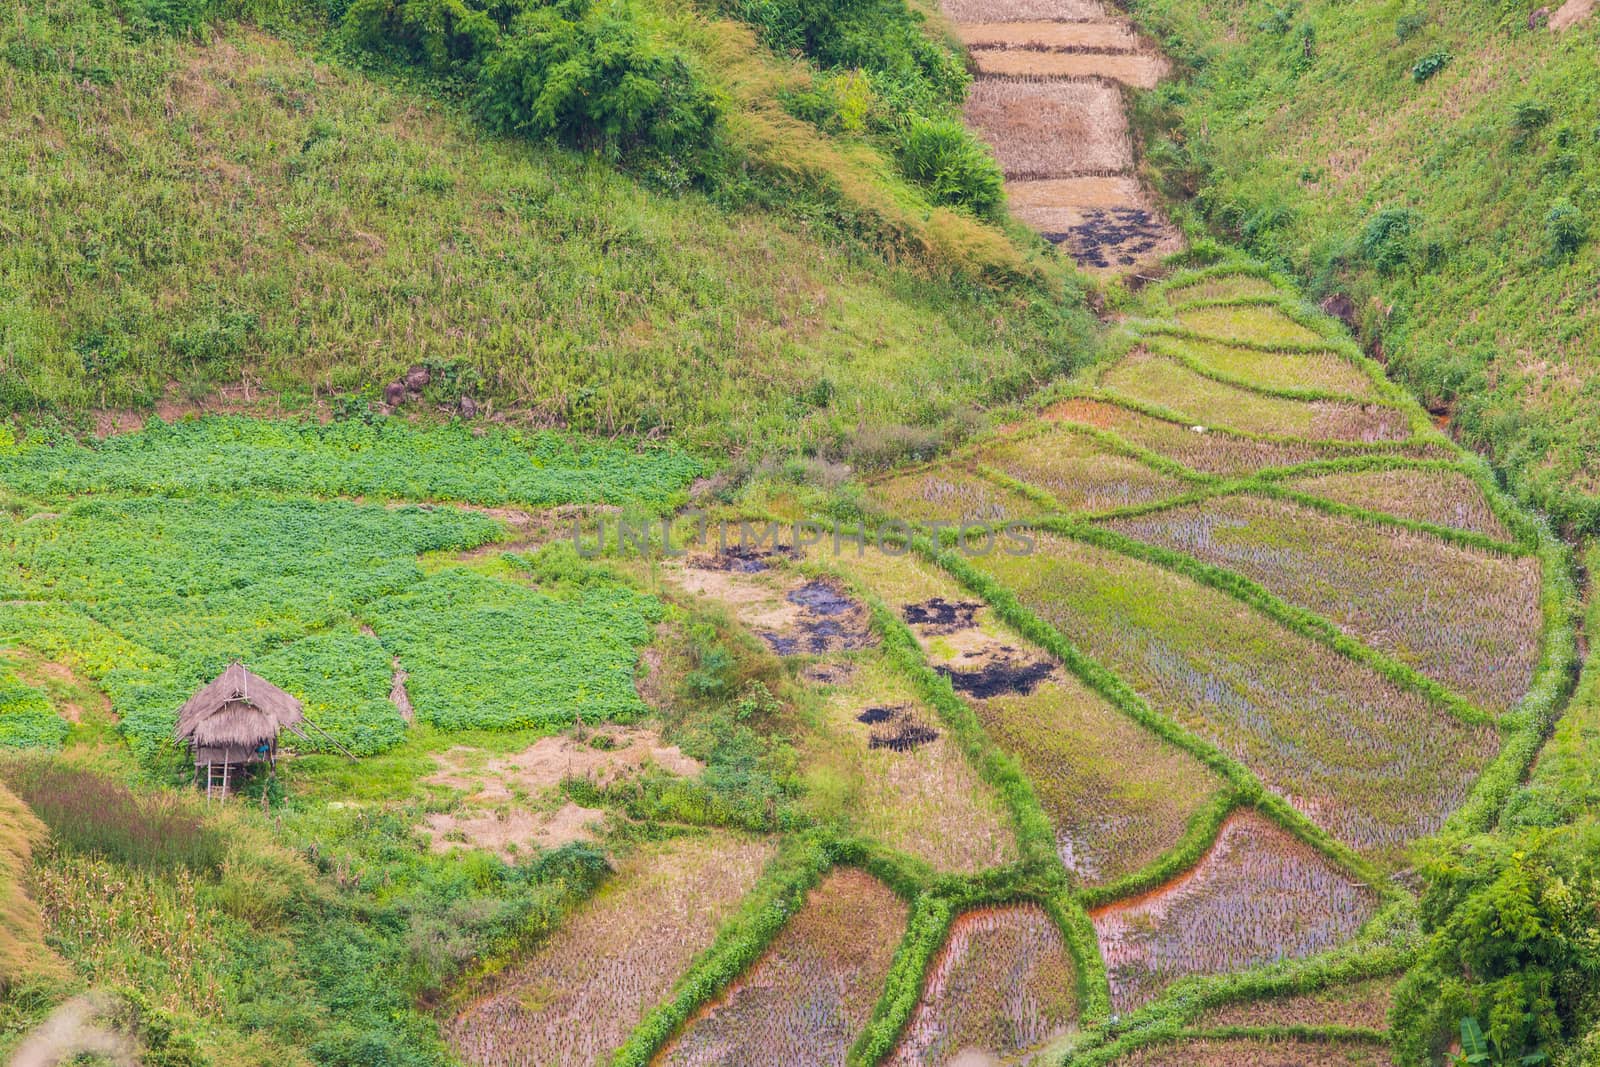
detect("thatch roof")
[174,663,307,749]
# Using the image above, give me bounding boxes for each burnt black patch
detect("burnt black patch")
[936,657,1055,699]
[759,631,800,656]
[856,705,900,725]
[1052,208,1168,269]
[869,716,940,753]
[902,597,981,635]
[693,543,798,573]
[787,581,855,615]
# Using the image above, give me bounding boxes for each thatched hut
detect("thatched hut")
[175,663,307,797]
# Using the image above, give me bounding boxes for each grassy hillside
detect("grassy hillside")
[1123,0,1600,529]
[0,0,1091,461]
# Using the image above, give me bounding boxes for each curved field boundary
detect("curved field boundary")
[1138,334,1378,404]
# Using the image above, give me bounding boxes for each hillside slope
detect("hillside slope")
[1124,0,1600,529]
[0,0,1092,460]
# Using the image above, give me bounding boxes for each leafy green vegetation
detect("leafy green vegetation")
[0,671,66,752]
[1126,0,1600,529]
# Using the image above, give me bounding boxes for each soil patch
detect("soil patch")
[941,0,1106,19]
[860,705,941,752]
[1052,207,1176,269]
[426,727,702,798]
[687,543,798,573]
[1550,0,1594,29]
[903,597,982,635]
[424,801,606,860]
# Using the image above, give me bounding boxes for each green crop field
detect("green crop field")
[2,0,1598,1062]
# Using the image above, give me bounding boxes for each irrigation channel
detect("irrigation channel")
[947,0,1183,273]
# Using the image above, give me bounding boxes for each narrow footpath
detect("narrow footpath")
[943,0,1183,273]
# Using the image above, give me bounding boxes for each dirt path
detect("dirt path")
[948,0,1182,273]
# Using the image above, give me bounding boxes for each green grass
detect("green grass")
[0,0,1093,461]
[970,425,1197,515]
[1146,335,1378,399]
[1127,0,1600,530]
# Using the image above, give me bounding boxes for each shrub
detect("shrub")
[476,0,718,162]
[340,0,520,73]
[1544,200,1588,261]
[720,0,966,112]
[1359,207,1421,274]
[1411,49,1450,83]
[896,115,1003,216]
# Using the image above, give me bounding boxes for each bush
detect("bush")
[1411,49,1450,83]
[896,115,1004,216]
[1545,200,1588,261]
[340,0,520,72]
[1359,207,1421,274]
[721,0,966,112]
[476,0,718,162]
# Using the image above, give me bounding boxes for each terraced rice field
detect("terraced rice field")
[655,869,907,1065]
[812,655,1018,873]
[1163,273,1282,305]
[975,533,1499,856]
[1104,494,1543,713]
[1194,975,1396,1030]
[1175,306,1328,348]
[888,904,1077,1065]
[1144,335,1377,398]
[819,547,1227,885]
[1284,466,1514,541]
[1091,812,1378,1011]
[868,465,1040,526]
[1112,1037,1394,1066]
[1042,398,1397,475]
[1098,352,1410,441]
[970,426,1196,514]
[449,835,773,1066]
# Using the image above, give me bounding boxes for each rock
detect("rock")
[383,381,406,407]
[1319,292,1358,332]
[1529,6,1551,27]
[405,365,431,392]
[458,396,478,419]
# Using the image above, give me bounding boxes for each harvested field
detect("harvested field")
[888,904,1077,1066]
[976,535,1500,857]
[820,547,1226,884]
[425,727,703,800]
[449,834,773,1067]
[940,0,1108,21]
[656,868,907,1066]
[1113,1036,1393,1066]
[868,465,1039,526]
[970,50,1168,88]
[1091,812,1378,1012]
[963,79,1132,178]
[811,656,1018,872]
[1042,399,1446,475]
[1006,175,1151,211]
[1287,467,1513,542]
[1164,274,1282,304]
[1176,306,1327,347]
[1104,494,1543,714]
[668,558,876,657]
[1098,352,1410,441]
[424,801,606,860]
[1195,974,1397,1030]
[955,20,1142,51]
[973,425,1195,513]
[1151,337,1377,398]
